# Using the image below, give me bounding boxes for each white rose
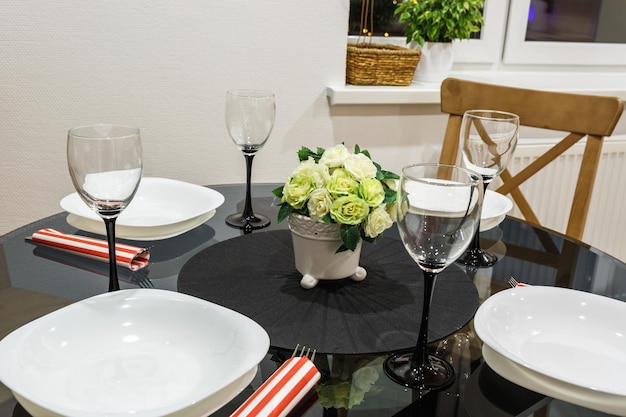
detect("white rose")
[364,205,393,238]
[344,153,377,181]
[352,366,380,392]
[307,188,333,221]
[292,157,329,188]
[319,144,350,168]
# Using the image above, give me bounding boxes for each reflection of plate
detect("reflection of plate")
[480,191,513,231]
[475,286,626,396]
[482,344,626,416]
[66,210,215,241]
[0,289,269,417]
[61,177,224,240]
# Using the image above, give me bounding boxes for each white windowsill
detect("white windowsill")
[327,71,626,105]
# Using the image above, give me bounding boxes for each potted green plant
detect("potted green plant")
[394,0,484,83]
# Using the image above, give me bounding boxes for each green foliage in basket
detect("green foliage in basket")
[395,0,485,46]
[273,144,399,253]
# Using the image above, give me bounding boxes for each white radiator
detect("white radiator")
[503,137,626,262]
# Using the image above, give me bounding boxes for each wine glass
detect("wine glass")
[224,89,275,231]
[384,163,482,390]
[67,124,143,292]
[458,110,519,267]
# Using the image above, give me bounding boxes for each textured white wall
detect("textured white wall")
[0,0,348,234]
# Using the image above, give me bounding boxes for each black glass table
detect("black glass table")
[1,183,625,417]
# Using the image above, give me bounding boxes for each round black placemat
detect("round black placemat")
[178,230,478,354]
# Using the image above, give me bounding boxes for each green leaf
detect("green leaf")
[272,185,284,198]
[297,146,317,162]
[276,204,293,224]
[380,169,399,180]
[384,188,397,204]
[339,224,361,252]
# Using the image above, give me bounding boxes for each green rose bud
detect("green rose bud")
[358,178,385,207]
[327,168,359,198]
[330,195,370,225]
[282,173,315,209]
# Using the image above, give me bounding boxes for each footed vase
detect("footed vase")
[288,214,367,289]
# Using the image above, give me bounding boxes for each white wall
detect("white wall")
[2,0,394,235]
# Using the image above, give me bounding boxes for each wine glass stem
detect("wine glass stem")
[242,153,256,220]
[411,271,437,368]
[470,181,491,249]
[104,217,120,292]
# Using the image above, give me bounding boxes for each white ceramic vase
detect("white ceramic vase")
[412,41,454,84]
[288,213,367,289]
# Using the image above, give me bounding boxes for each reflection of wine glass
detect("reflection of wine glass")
[224,89,275,231]
[459,110,519,267]
[67,124,142,292]
[384,163,482,390]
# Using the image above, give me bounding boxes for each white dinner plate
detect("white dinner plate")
[480,190,513,231]
[0,289,269,417]
[474,286,626,396]
[482,344,626,416]
[66,210,216,241]
[404,181,511,231]
[61,177,224,240]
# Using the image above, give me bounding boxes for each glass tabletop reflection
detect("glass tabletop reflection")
[1,183,625,417]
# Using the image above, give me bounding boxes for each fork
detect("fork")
[292,343,316,362]
[129,269,154,288]
[508,277,528,288]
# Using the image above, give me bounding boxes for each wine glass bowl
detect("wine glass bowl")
[458,110,519,267]
[224,89,276,231]
[67,124,143,291]
[384,163,482,391]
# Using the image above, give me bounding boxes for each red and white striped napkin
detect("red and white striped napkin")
[30,228,150,271]
[230,355,321,417]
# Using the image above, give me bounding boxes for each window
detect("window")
[348,0,626,68]
[503,0,626,65]
[347,0,509,65]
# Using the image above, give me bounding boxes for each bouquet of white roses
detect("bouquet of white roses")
[273,144,399,252]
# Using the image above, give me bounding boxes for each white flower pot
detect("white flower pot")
[288,214,367,289]
[412,41,454,84]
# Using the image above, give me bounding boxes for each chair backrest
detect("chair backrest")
[439,77,624,241]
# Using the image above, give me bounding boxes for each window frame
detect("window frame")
[502,0,626,65]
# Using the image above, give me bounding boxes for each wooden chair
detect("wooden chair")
[439,77,624,241]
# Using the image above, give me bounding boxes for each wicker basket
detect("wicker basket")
[346,43,421,86]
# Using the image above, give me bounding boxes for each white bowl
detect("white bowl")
[474,286,626,396]
[0,289,270,417]
[60,178,225,240]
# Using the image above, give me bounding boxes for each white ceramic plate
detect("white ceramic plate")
[480,190,513,231]
[404,181,511,231]
[65,210,215,241]
[474,286,626,396]
[60,178,224,240]
[482,344,626,416]
[0,289,270,417]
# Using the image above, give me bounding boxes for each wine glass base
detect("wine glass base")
[225,213,271,230]
[383,352,456,391]
[459,247,498,268]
